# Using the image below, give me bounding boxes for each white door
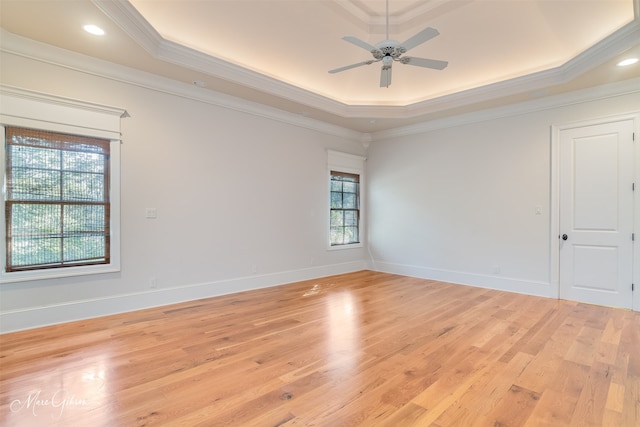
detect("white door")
[559,119,634,309]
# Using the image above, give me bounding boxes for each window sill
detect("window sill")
[0,263,120,284]
[328,243,363,251]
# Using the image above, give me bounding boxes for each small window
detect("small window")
[4,127,111,272]
[330,171,360,246]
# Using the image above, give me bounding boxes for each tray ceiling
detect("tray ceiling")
[1,0,639,133]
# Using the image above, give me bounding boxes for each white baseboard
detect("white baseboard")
[370,261,554,299]
[0,261,367,333]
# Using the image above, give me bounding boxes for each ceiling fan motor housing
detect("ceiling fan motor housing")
[373,41,406,60]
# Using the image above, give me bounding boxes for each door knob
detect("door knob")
[562,234,568,241]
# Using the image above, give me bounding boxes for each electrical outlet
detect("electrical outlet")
[149,277,157,289]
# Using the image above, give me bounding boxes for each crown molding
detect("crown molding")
[371,77,640,140]
[93,0,640,124]
[2,27,638,144]
[91,0,162,54]
[347,19,640,120]
[0,29,362,143]
[94,0,349,116]
[561,19,640,81]
[2,5,638,145]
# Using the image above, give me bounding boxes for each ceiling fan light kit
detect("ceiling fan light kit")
[329,0,448,88]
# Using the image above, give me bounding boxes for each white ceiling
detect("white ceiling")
[1,0,639,133]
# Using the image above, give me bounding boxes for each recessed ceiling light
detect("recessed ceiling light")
[83,24,105,36]
[617,58,638,67]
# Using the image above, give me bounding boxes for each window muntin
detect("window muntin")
[330,171,360,246]
[4,127,110,272]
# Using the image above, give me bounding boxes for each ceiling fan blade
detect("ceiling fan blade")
[328,60,377,74]
[342,36,378,53]
[380,66,392,88]
[401,56,448,70]
[400,27,439,52]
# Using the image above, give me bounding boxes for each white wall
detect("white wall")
[0,43,367,332]
[366,86,640,300]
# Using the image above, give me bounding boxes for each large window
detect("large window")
[1,85,124,282]
[4,127,111,272]
[330,171,360,246]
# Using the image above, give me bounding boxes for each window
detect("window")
[1,85,124,282]
[4,127,110,272]
[327,150,365,249]
[330,171,360,246]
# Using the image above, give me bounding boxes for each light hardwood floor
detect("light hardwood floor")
[1,270,639,426]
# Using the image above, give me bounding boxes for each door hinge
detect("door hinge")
[634,183,636,191]
[633,233,636,241]
[633,283,635,291]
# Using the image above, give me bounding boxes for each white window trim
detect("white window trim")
[0,85,126,283]
[327,150,366,251]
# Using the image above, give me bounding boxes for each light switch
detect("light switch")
[145,208,157,219]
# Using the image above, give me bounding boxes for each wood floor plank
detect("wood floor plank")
[431,351,535,426]
[1,270,639,426]
[606,381,626,413]
[569,362,615,427]
[484,383,542,427]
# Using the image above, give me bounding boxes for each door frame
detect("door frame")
[550,112,640,311]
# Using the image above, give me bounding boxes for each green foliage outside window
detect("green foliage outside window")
[4,127,110,272]
[330,171,360,246]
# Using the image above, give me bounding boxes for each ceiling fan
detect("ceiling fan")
[328,0,448,88]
